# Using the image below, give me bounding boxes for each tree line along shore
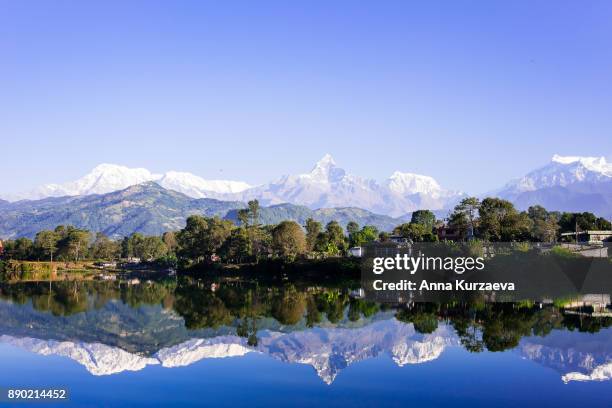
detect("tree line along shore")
[1,197,610,282]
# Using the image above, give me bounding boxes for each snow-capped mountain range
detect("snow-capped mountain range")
[497,155,612,197]
[495,154,612,215]
[517,328,612,384]
[6,321,610,385]
[223,154,462,216]
[0,320,457,384]
[0,155,463,217]
[1,163,252,202]
[2,153,611,216]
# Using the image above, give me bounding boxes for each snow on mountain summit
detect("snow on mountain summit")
[157,171,251,198]
[231,154,461,216]
[387,171,443,196]
[0,155,461,216]
[307,153,346,182]
[1,164,251,201]
[551,154,611,175]
[1,164,161,201]
[498,154,612,196]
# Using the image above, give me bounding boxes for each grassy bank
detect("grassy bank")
[0,260,100,282]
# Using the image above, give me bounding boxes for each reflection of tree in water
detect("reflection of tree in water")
[173,284,232,329]
[0,280,177,317]
[272,287,305,325]
[31,282,89,316]
[1,280,611,353]
[562,312,612,333]
[396,303,440,334]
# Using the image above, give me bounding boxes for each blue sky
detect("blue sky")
[1,0,611,195]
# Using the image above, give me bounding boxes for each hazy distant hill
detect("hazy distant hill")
[0,183,408,239]
[224,203,407,232]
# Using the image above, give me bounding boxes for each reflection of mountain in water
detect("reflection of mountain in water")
[0,335,160,375]
[518,329,612,383]
[0,320,458,384]
[2,284,611,385]
[257,320,457,383]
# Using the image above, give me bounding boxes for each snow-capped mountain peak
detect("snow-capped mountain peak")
[387,171,443,196]
[497,154,612,198]
[157,171,251,198]
[551,154,611,175]
[1,164,251,201]
[1,164,161,201]
[308,154,346,182]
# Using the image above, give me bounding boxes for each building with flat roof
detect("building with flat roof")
[560,230,612,244]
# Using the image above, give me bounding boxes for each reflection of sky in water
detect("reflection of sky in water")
[1,331,612,407]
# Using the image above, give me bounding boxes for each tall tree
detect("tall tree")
[452,197,480,239]
[325,221,346,254]
[64,229,91,261]
[237,209,250,228]
[34,230,58,262]
[248,200,260,227]
[162,231,179,254]
[304,218,322,251]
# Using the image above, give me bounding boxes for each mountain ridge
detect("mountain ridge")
[0,183,408,239]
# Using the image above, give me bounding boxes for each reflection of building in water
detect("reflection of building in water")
[563,294,611,316]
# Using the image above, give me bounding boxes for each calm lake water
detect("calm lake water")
[0,279,610,407]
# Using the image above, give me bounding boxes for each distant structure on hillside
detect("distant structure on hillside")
[560,230,612,244]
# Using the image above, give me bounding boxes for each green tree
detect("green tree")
[325,221,346,254]
[478,198,531,241]
[350,225,379,247]
[162,231,179,254]
[559,212,606,233]
[237,209,250,228]
[34,230,59,262]
[90,232,121,260]
[449,197,481,240]
[220,227,252,263]
[137,236,167,261]
[346,221,359,235]
[272,221,306,260]
[248,199,260,227]
[410,210,436,230]
[527,206,559,242]
[304,218,322,251]
[177,215,232,263]
[393,223,437,242]
[52,226,91,261]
